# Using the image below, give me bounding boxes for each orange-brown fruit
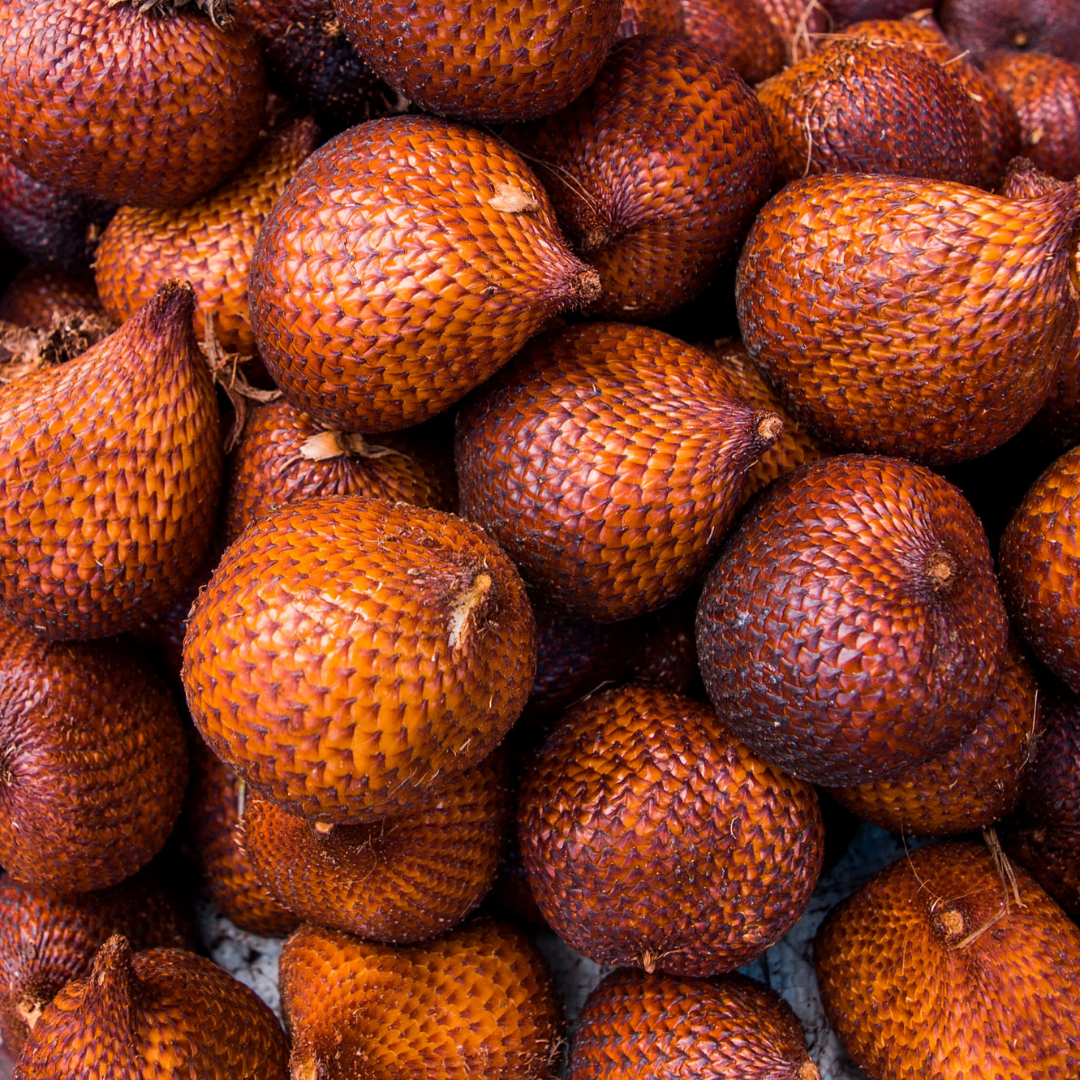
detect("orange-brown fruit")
[815,840,1080,1080]
[0,279,222,639]
[456,322,781,622]
[509,37,774,323]
[0,0,267,208]
[331,0,622,123]
[0,265,103,329]
[0,617,188,892]
[183,496,536,823]
[616,0,684,40]
[1000,446,1080,691]
[184,739,299,939]
[250,114,600,433]
[1002,689,1080,919]
[680,0,785,83]
[756,0,829,63]
[518,684,823,976]
[222,398,457,547]
[14,935,289,1079]
[0,870,193,1058]
[696,455,1010,786]
[241,753,509,943]
[755,38,983,186]
[736,173,1080,465]
[983,51,1080,182]
[94,118,319,355]
[939,0,1080,66]
[568,969,819,1080]
[829,644,1039,836]
[280,918,561,1080]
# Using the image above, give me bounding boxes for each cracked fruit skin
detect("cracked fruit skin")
[696,455,1009,787]
[815,840,1080,1080]
[14,935,289,1080]
[518,684,823,977]
[568,969,818,1080]
[736,173,1080,466]
[280,918,562,1080]
[456,322,781,622]
[0,0,267,209]
[250,114,600,433]
[182,496,536,824]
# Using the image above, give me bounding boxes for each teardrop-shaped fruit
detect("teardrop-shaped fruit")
[815,840,1080,1080]
[939,0,1080,66]
[756,38,983,187]
[519,684,823,976]
[697,455,1010,786]
[222,399,457,547]
[1000,446,1080,691]
[184,739,299,938]
[94,118,319,355]
[757,0,828,62]
[241,752,509,943]
[568,969,819,1080]
[250,115,600,433]
[1002,688,1080,919]
[0,870,193,1057]
[737,174,1080,465]
[0,279,223,638]
[680,0,785,83]
[331,0,622,123]
[0,617,188,891]
[983,51,1080,182]
[183,496,536,823]
[616,0,684,40]
[0,265,104,329]
[508,37,774,322]
[280,918,561,1080]
[0,0,267,208]
[829,644,1039,836]
[456,322,781,622]
[14,935,289,1079]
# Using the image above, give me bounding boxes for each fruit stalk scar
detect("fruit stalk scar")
[448,572,494,649]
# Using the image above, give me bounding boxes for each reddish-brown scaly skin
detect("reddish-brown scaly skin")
[518,684,824,977]
[456,323,780,622]
[680,0,785,83]
[815,841,1080,1080]
[616,0,684,40]
[182,496,536,824]
[0,871,194,1058]
[737,173,1080,465]
[819,0,924,25]
[0,265,104,329]
[0,617,189,892]
[241,753,509,943]
[250,114,600,433]
[568,969,819,1080]
[14,936,290,1079]
[939,0,1080,66]
[755,0,828,63]
[696,455,1010,786]
[95,118,319,355]
[331,0,622,123]
[280,918,562,1080]
[0,280,223,639]
[0,0,267,209]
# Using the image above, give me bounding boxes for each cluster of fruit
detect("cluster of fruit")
[0,0,1077,1077]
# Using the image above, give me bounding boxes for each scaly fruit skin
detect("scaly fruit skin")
[0,0,267,208]
[0,265,104,328]
[680,0,785,83]
[183,496,536,824]
[0,617,188,892]
[0,280,222,639]
[241,753,509,943]
[1001,446,1080,692]
[820,0,924,25]
[737,173,1080,465]
[456,322,780,622]
[616,0,684,40]
[939,0,1080,66]
[829,644,1039,836]
[756,0,828,62]
[815,841,1080,1080]
[509,37,775,323]
[94,119,319,354]
[697,456,1009,786]
[331,0,622,123]
[250,114,599,433]
[280,918,562,1080]
[0,870,193,1058]
[568,969,818,1080]
[14,936,289,1079]
[756,38,983,187]
[518,684,823,977]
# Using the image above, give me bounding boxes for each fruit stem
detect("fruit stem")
[447,571,494,649]
[756,412,784,444]
[924,549,957,592]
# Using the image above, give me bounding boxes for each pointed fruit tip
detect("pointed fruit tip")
[757,412,784,444]
[138,279,197,337]
[92,934,133,983]
[574,267,602,308]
